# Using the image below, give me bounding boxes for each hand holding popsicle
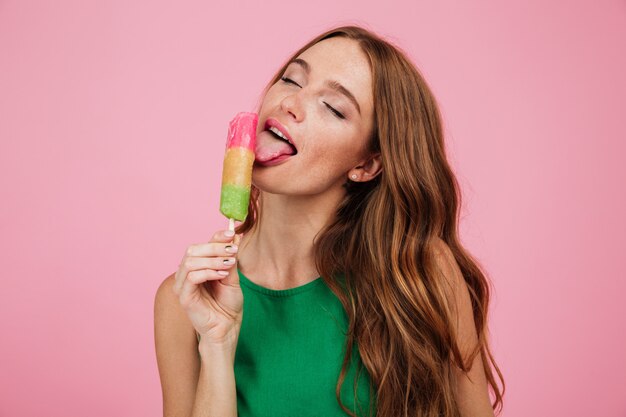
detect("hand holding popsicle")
[173,229,243,350]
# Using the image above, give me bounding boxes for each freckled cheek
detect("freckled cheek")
[302,144,359,175]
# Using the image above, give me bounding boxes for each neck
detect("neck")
[238,186,345,290]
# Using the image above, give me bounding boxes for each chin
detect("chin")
[251,173,285,195]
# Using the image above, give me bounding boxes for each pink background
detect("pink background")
[1,0,625,416]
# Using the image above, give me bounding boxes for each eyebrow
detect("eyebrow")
[287,58,361,115]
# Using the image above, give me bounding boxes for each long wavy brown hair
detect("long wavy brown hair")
[236,24,505,417]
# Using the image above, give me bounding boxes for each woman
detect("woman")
[155,25,505,417]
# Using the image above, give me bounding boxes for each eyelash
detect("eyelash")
[280,76,345,119]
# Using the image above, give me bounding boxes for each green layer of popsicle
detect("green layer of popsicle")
[220,183,250,221]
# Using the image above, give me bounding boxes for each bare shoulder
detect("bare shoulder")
[431,237,456,266]
[154,273,201,416]
[429,237,473,338]
[154,271,198,350]
[431,237,465,289]
[155,273,175,304]
[155,274,189,332]
[430,238,471,328]
[430,238,495,416]
[154,273,180,317]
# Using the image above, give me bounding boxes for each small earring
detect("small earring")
[351,174,357,180]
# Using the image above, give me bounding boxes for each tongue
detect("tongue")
[255,131,296,162]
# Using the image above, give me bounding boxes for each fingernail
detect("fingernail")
[217,270,229,276]
[223,258,235,264]
[224,230,235,237]
[225,245,238,253]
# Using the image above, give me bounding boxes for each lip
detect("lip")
[264,117,297,151]
[254,153,294,167]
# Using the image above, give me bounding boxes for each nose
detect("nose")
[279,90,304,122]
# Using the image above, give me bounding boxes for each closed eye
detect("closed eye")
[324,102,345,119]
[280,76,300,87]
[280,77,345,119]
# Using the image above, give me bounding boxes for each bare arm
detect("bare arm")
[434,240,495,417]
[154,273,238,417]
[192,340,239,416]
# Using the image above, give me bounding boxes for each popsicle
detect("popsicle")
[219,112,258,231]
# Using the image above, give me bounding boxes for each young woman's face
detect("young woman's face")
[253,37,375,196]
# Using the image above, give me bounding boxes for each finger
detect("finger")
[209,229,236,244]
[173,253,198,295]
[178,273,200,308]
[186,241,238,258]
[220,249,239,287]
[183,256,237,271]
[174,231,242,295]
[187,268,231,285]
[173,264,186,296]
[173,254,188,296]
[174,255,236,294]
[178,265,233,306]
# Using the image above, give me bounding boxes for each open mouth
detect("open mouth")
[254,122,298,164]
[266,126,298,155]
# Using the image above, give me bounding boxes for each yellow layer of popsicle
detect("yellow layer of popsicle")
[221,147,255,187]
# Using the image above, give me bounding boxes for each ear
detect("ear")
[347,152,382,183]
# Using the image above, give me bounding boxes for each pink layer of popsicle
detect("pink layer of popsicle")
[226,112,258,149]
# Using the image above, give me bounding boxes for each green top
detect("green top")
[198,268,377,417]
